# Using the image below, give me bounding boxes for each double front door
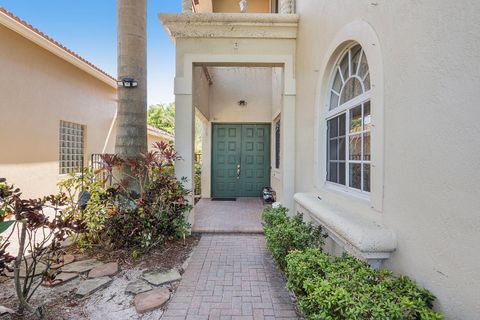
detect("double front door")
[212,124,271,198]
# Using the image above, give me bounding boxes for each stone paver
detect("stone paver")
[50,254,75,269]
[43,272,78,287]
[143,269,182,286]
[6,261,48,278]
[161,234,301,320]
[88,262,119,278]
[134,287,171,313]
[76,277,113,297]
[193,198,264,233]
[125,279,153,295]
[61,259,104,273]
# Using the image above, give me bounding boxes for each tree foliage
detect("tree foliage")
[147,103,175,135]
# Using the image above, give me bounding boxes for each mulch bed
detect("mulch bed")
[0,235,200,320]
[71,235,200,270]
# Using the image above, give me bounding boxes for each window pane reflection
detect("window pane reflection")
[363,101,371,130]
[349,134,362,160]
[350,106,362,133]
[340,78,363,104]
[349,163,361,189]
[363,132,370,161]
[363,164,370,192]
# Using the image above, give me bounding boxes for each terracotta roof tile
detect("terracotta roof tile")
[0,6,116,82]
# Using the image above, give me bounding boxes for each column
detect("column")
[282,94,296,213]
[182,0,193,13]
[200,120,212,199]
[175,93,195,224]
[280,0,294,14]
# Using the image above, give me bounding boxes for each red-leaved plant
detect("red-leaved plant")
[94,142,191,251]
[0,179,85,318]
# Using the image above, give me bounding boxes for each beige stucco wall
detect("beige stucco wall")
[209,67,273,123]
[294,0,480,318]
[194,0,213,14]
[0,24,117,198]
[147,132,173,151]
[212,0,270,13]
[192,66,211,119]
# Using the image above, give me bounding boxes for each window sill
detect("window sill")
[294,192,396,268]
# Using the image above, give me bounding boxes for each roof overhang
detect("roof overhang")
[147,125,174,141]
[159,13,299,41]
[0,8,117,88]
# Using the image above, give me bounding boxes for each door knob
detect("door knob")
[237,164,241,179]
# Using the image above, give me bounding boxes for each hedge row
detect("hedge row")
[262,207,443,320]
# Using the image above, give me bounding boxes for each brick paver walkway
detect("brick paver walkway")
[193,198,264,233]
[162,234,301,320]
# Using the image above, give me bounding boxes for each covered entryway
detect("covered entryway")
[160,12,298,227]
[212,123,270,198]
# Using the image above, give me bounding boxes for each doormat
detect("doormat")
[211,198,237,201]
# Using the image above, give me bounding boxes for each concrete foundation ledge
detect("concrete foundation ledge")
[294,192,396,268]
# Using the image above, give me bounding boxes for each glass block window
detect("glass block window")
[59,121,85,174]
[326,44,371,193]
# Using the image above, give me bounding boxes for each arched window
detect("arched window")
[326,44,371,193]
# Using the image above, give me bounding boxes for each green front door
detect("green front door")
[212,124,271,198]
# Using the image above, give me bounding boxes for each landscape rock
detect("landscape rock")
[0,305,15,315]
[88,262,119,278]
[59,237,75,248]
[134,288,170,314]
[43,272,78,287]
[51,254,75,269]
[142,269,181,286]
[61,259,104,273]
[125,279,153,295]
[6,262,48,278]
[76,277,112,297]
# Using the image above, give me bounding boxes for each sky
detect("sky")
[0,0,180,106]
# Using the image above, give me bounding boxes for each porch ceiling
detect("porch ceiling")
[159,13,299,40]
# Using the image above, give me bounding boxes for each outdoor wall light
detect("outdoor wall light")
[117,77,138,88]
[238,100,247,107]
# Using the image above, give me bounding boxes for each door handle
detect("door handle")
[237,164,241,179]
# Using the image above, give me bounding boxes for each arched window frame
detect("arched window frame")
[325,44,372,197]
[312,21,384,212]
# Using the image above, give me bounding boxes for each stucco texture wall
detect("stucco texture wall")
[209,67,273,122]
[212,0,270,13]
[294,0,480,318]
[193,66,211,119]
[0,24,117,198]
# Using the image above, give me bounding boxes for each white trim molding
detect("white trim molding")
[174,54,296,96]
[295,193,396,269]
[280,0,294,14]
[159,13,299,40]
[313,20,385,212]
[182,0,193,13]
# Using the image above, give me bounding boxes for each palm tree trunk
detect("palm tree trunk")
[116,0,148,187]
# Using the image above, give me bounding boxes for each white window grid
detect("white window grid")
[59,121,85,174]
[325,44,372,195]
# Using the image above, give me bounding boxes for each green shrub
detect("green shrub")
[105,174,191,250]
[286,248,443,320]
[262,207,326,271]
[59,142,191,253]
[59,169,113,250]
